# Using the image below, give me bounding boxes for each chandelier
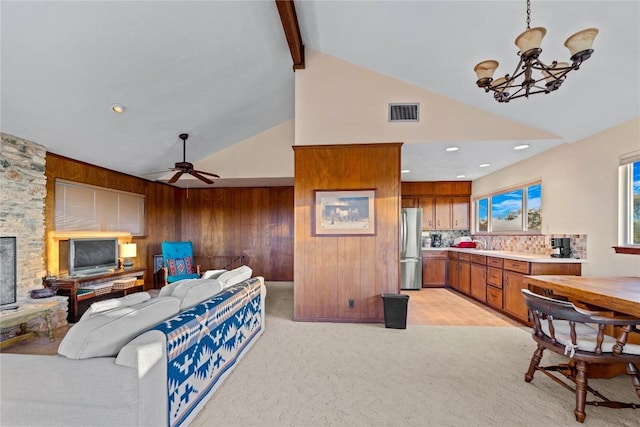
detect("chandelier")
[474,0,598,103]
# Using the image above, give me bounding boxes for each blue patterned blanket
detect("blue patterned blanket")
[152,277,264,427]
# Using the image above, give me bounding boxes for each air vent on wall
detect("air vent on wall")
[389,103,419,122]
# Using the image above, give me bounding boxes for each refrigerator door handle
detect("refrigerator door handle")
[401,210,407,253]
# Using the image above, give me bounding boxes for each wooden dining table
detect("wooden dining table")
[523,275,640,318]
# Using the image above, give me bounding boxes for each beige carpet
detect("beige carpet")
[192,282,639,427]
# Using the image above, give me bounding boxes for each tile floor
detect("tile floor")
[1,287,521,355]
[404,287,521,327]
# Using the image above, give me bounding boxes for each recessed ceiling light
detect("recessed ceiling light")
[401,169,410,174]
[445,146,459,152]
[514,144,530,150]
[456,174,466,178]
[111,104,125,113]
[479,163,491,168]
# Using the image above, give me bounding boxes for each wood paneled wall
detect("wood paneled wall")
[178,187,294,281]
[45,154,179,287]
[293,143,402,322]
[45,154,294,285]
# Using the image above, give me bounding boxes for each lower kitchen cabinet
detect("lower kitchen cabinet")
[447,252,581,324]
[503,270,529,321]
[422,250,447,287]
[470,262,487,302]
[447,252,459,290]
[458,253,471,295]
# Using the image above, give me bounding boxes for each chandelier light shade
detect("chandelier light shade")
[474,0,598,102]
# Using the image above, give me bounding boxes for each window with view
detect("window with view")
[475,182,542,233]
[618,153,640,251]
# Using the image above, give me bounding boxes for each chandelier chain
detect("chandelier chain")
[526,0,531,30]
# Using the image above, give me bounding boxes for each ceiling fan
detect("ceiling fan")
[167,133,220,185]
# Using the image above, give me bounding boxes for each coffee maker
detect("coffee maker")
[550,237,571,258]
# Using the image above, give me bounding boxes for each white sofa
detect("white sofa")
[0,273,265,427]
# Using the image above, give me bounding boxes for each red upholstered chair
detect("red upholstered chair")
[521,289,640,423]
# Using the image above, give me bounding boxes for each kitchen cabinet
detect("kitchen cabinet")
[458,253,471,295]
[401,197,417,208]
[502,259,582,323]
[419,197,435,230]
[422,250,447,287]
[435,198,452,230]
[486,257,503,310]
[447,251,582,324]
[452,197,470,230]
[469,254,487,302]
[447,251,459,290]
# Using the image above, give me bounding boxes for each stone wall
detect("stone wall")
[1,133,67,330]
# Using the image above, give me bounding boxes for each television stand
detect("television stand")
[54,269,145,323]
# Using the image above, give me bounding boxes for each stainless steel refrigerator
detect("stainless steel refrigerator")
[400,208,423,290]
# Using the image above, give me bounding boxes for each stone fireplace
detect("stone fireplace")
[1,133,67,335]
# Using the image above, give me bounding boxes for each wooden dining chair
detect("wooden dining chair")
[521,289,640,423]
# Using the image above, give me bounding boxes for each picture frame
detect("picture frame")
[313,189,376,236]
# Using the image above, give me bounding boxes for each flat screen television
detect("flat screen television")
[68,237,119,276]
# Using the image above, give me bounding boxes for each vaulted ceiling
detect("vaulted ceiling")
[2,1,638,187]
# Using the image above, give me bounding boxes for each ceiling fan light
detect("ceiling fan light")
[515,27,546,56]
[474,60,499,87]
[564,27,599,57]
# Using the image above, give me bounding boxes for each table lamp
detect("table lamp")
[119,243,137,269]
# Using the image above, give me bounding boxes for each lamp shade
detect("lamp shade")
[542,62,570,83]
[564,28,599,56]
[474,60,499,81]
[515,27,546,53]
[119,243,137,259]
[490,77,508,92]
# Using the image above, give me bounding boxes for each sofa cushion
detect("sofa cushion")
[81,292,151,320]
[201,269,227,280]
[58,296,180,359]
[217,265,253,289]
[171,279,224,311]
[166,257,195,276]
[158,278,199,297]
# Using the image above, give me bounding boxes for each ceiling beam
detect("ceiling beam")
[275,0,305,70]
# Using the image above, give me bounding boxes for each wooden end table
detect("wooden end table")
[0,300,57,349]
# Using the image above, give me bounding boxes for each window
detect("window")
[617,151,640,253]
[55,180,146,236]
[475,181,542,233]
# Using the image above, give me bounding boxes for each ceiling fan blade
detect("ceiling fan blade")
[192,169,220,179]
[168,171,184,184]
[189,170,214,184]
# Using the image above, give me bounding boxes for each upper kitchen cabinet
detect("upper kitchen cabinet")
[452,197,469,230]
[419,197,435,230]
[401,182,471,231]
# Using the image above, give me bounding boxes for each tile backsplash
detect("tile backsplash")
[424,230,587,259]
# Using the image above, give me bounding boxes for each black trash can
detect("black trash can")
[381,293,409,329]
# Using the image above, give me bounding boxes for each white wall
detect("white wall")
[295,50,558,145]
[473,117,640,276]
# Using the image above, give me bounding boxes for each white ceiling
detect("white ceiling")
[2,1,638,187]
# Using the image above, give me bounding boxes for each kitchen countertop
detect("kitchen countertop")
[422,247,587,263]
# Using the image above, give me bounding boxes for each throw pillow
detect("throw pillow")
[167,257,194,276]
[58,296,180,359]
[217,265,253,289]
[81,292,151,320]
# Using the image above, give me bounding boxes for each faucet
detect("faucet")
[474,238,487,250]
